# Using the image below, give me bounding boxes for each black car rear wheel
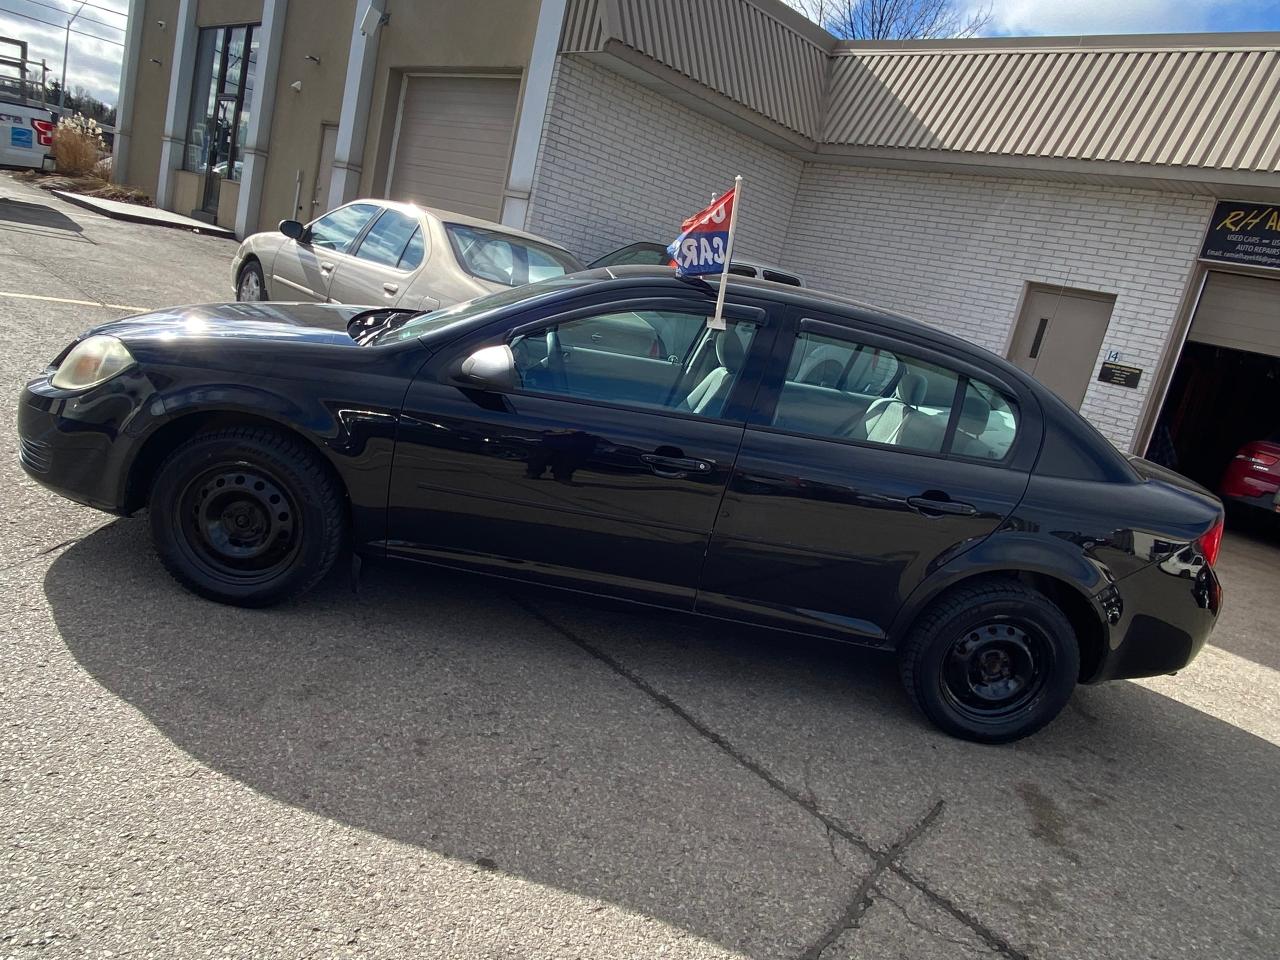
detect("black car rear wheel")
[899,581,1079,743]
[149,427,344,607]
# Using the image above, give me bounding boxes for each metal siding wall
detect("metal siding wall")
[609,0,827,139]
[823,46,1280,172]
[560,0,604,52]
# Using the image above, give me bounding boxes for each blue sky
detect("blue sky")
[2,1,1279,108]
[978,0,1280,35]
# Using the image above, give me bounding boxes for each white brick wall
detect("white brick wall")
[526,57,805,264]
[782,165,1213,449]
[526,55,1216,452]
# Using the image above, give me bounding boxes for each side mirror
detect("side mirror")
[279,219,305,241]
[458,344,516,391]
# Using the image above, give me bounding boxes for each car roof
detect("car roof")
[350,198,575,253]
[592,264,969,349]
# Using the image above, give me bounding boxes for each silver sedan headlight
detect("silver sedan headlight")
[50,335,137,391]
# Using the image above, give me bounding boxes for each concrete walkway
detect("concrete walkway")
[50,189,237,239]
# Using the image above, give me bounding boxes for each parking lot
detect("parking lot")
[1,174,1277,959]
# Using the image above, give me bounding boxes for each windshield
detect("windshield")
[374,275,594,345]
[445,224,584,287]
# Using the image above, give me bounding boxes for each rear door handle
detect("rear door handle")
[907,496,977,517]
[641,453,714,479]
[383,282,399,295]
[319,262,334,274]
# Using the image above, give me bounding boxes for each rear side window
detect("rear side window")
[770,328,1018,460]
[355,210,420,268]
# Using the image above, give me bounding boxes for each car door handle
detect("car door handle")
[641,453,714,479]
[319,262,334,274]
[907,496,977,517]
[383,282,399,295]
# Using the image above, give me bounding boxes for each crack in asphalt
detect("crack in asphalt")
[798,800,944,960]
[0,528,103,572]
[516,598,1029,960]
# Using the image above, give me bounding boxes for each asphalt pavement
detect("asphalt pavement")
[1,174,1277,959]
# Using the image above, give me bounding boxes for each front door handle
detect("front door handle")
[383,282,399,295]
[907,496,977,517]
[319,262,334,275]
[641,453,714,479]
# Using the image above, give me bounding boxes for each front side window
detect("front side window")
[446,224,584,287]
[355,210,420,269]
[183,23,259,183]
[309,203,379,253]
[771,328,1018,459]
[510,311,757,419]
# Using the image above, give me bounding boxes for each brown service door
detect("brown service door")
[1008,285,1115,409]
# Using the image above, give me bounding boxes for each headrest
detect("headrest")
[958,390,991,435]
[895,372,927,406]
[715,329,747,372]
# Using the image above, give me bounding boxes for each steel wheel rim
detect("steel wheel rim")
[239,270,262,301]
[174,462,301,585]
[940,618,1053,723]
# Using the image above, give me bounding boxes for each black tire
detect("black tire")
[149,427,344,607]
[236,260,267,302]
[899,580,1079,743]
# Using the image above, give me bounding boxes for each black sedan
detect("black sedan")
[18,268,1224,742]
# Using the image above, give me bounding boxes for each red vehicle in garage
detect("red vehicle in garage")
[1220,435,1280,511]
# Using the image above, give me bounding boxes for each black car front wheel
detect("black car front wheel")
[899,581,1079,743]
[149,427,344,607]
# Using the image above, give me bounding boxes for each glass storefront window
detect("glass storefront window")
[183,23,259,186]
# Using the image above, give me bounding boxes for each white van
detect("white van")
[0,100,55,170]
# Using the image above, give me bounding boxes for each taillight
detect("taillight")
[1238,450,1280,468]
[30,118,54,148]
[1198,518,1224,567]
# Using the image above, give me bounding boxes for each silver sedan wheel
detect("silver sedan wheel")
[238,268,264,302]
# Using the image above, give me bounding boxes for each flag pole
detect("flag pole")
[709,175,743,331]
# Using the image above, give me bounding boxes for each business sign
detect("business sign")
[1200,200,1280,271]
[1098,361,1142,389]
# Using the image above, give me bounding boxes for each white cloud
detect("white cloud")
[977,0,1262,36]
[0,2,127,107]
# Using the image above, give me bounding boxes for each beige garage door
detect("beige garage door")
[1188,271,1280,358]
[388,75,519,221]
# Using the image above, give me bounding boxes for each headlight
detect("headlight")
[50,335,137,391]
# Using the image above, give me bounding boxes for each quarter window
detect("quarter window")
[355,210,420,269]
[510,311,757,419]
[308,203,379,253]
[398,227,425,271]
[772,329,1017,459]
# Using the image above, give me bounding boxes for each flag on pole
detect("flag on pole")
[666,187,737,277]
[667,178,745,330]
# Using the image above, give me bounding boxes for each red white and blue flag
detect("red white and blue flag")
[667,187,737,277]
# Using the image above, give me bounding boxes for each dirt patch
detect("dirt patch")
[12,170,153,206]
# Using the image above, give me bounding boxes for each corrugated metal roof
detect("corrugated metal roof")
[824,45,1280,172]
[562,0,829,139]
[560,2,1280,179]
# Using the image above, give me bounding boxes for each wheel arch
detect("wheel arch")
[890,540,1112,683]
[124,409,350,526]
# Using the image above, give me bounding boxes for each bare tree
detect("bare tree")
[784,0,992,40]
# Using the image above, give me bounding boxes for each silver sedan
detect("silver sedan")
[230,199,585,311]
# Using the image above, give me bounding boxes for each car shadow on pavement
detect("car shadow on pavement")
[44,519,1280,959]
[0,195,94,244]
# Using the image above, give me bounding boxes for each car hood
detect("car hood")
[92,302,367,347]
